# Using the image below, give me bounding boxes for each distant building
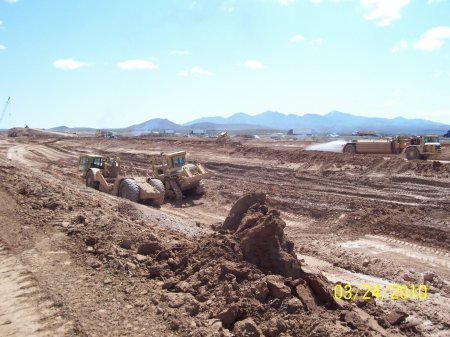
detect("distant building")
[191,129,205,135]
[287,128,314,136]
[353,130,378,137]
[270,133,284,140]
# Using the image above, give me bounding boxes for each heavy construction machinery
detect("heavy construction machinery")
[79,154,165,205]
[343,135,441,160]
[216,131,230,144]
[0,97,11,126]
[95,130,115,138]
[150,151,211,203]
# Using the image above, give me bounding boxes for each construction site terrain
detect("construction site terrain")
[0,133,449,337]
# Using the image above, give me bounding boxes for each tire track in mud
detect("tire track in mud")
[205,161,449,208]
[363,235,450,271]
[0,243,72,337]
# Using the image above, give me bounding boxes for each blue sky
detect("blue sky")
[0,0,450,128]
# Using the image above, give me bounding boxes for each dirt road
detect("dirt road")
[0,135,449,336]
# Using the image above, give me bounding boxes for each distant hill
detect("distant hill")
[187,122,269,131]
[123,118,270,133]
[185,111,450,134]
[49,126,70,132]
[44,111,450,135]
[49,126,96,132]
[124,118,180,132]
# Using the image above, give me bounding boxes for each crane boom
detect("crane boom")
[0,97,11,125]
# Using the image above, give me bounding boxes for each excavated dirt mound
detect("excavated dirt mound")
[137,193,394,336]
[221,193,302,278]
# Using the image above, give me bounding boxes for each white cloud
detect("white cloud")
[361,0,410,26]
[274,0,294,4]
[0,44,5,50]
[4,0,19,3]
[191,67,212,76]
[169,50,190,55]
[53,58,89,70]
[117,59,158,70]
[413,26,450,51]
[308,0,350,4]
[221,0,238,12]
[290,35,305,42]
[392,39,408,53]
[178,67,213,77]
[242,59,265,70]
[379,100,401,108]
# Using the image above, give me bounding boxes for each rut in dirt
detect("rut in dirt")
[0,243,73,337]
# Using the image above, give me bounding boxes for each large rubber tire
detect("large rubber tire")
[184,181,205,196]
[148,179,165,206]
[86,170,100,190]
[194,181,205,195]
[343,144,356,154]
[119,179,140,202]
[405,147,420,161]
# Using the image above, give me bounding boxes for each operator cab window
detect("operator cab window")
[78,157,88,171]
[424,136,438,143]
[91,158,103,168]
[172,156,185,167]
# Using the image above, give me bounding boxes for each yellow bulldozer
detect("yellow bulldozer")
[78,154,165,205]
[343,135,441,160]
[150,151,211,203]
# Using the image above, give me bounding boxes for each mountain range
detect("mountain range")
[49,111,450,135]
[182,111,449,134]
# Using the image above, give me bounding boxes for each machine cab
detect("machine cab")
[152,151,187,175]
[423,135,441,153]
[168,152,186,169]
[423,135,440,144]
[78,155,103,172]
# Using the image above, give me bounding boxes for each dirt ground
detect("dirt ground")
[0,134,449,337]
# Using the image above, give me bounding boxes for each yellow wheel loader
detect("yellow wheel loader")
[150,151,211,203]
[78,155,165,206]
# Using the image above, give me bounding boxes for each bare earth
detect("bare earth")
[0,134,449,337]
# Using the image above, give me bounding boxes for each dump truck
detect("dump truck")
[343,135,441,160]
[79,154,165,205]
[95,130,115,138]
[150,151,211,203]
